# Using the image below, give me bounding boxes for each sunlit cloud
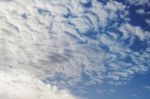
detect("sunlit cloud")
[0,0,149,98]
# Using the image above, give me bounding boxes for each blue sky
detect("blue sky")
[0,0,149,99]
[68,0,150,99]
[72,71,150,99]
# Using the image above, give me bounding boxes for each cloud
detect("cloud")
[143,85,150,92]
[96,89,115,95]
[146,18,150,26]
[0,0,149,97]
[127,0,150,6]
[135,8,150,28]
[136,9,145,15]
[0,70,77,99]
[119,23,150,40]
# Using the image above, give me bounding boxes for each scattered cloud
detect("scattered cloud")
[0,70,77,99]
[0,0,149,98]
[146,18,150,26]
[127,0,150,6]
[143,85,150,92]
[96,89,115,95]
[136,9,145,15]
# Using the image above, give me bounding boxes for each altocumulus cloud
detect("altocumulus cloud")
[0,71,77,99]
[0,0,150,98]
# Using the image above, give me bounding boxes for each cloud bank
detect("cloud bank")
[0,70,77,99]
[0,0,150,98]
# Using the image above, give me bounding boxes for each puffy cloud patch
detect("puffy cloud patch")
[0,0,149,97]
[0,70,77,99]
[146,18,150,26]
[127,0,150,6]
[127,0,150,28]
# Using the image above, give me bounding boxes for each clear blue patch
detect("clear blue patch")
[37,8,50,16]
[81,1,92,8]
[63,8,71,18]
[128,5,150,31]
[84,31,98,39]
[97,0,109,5]
[21,13,28,20]
[129,37,147,52]
[99,44,109,53]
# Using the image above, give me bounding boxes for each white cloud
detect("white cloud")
[136,9,145,15]
[0,0,149,97]
[135,8,150,26]
[119,23,150,40]
[128,0,149,6]
[146,18,150,26]
[96,89,115,95]
[0,71,77,99]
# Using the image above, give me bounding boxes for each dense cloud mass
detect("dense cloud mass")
[0,0,149,98]
[0,71,77,99]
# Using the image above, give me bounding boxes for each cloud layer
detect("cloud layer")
[0,0,150,98]
[0,70,77,99]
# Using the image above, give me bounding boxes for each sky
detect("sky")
[0,0,149,99]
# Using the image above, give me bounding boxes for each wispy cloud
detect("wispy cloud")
[0,0,149,98]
